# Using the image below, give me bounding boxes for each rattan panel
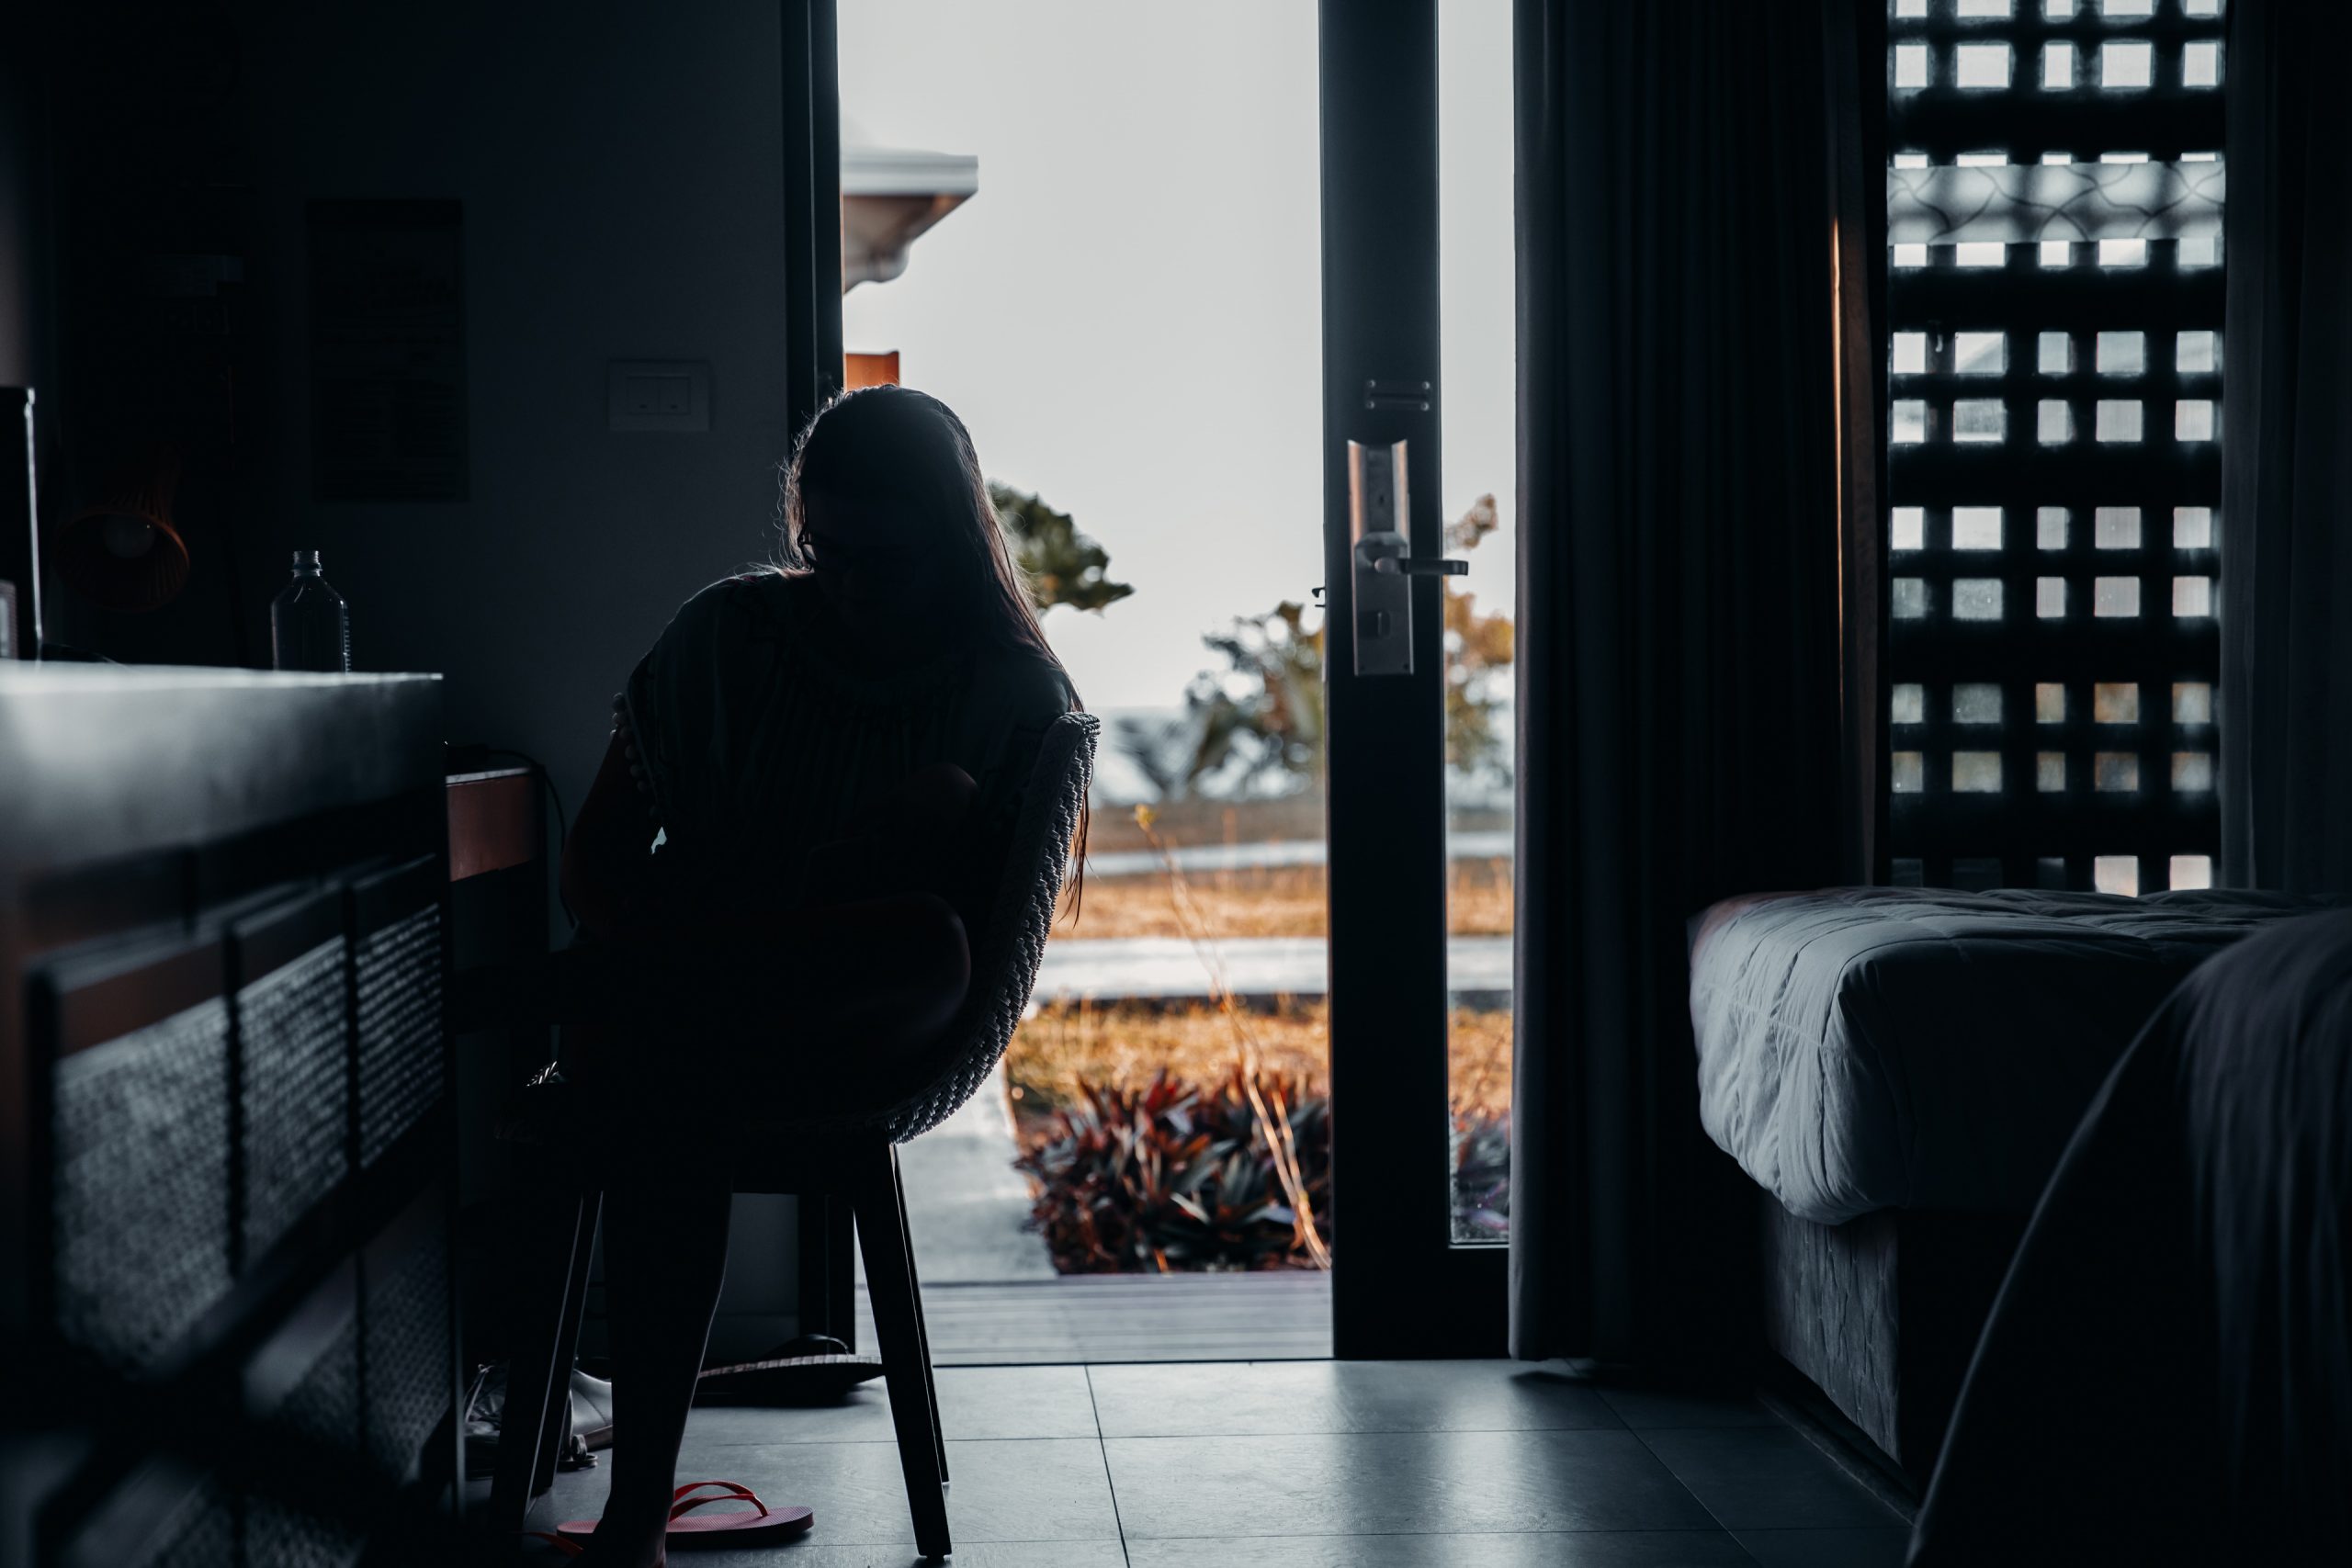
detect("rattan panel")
[362,1219,451,1485]
[248,1315,365,1568]
[238,936,352,1266]
[125,1480,239,1568]
[1886,0,2225,895]
[52,998,233,1371]
[356,903,440,1167]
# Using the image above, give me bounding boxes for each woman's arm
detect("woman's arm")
[570,729,977,944]
[562,731,664,940]
[547,735,969,1052]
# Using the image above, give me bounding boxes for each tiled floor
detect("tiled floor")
[514,1360,1912,1566]
[849,1274,1335,1365]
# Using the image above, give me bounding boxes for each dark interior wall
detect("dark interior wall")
[232,0,796,816]
[226,0,805,1359]
[0,11,51,392]
[0,8,51,650]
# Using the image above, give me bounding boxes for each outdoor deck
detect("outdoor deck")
[857,1270,1332,1365]
[868,1069,1334,1363]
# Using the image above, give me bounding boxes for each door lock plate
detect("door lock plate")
[1349,439,1412,675]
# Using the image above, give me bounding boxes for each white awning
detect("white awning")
[842,122,978,292]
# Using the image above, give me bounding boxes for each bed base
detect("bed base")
[1759,1200,2028,1485]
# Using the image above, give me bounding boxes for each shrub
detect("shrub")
[1015,1065,1513,1271]
[1450,1109,1511,1243]
[1015,1067,1329,1273]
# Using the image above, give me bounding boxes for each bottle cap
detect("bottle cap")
[292,549,322,569]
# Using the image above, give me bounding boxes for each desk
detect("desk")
[447,768,543,885]
[0,665,454,1565]
[444,766,555,1378]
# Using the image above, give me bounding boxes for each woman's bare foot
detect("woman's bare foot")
[562,1522,664,1568]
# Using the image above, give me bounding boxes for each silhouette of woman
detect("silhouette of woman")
[556,385,1084,1564]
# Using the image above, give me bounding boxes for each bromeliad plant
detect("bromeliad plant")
[1450,1108,1511,1244]
[1015,1067,1332,1273]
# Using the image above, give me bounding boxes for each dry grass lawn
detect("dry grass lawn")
[1005,996,1513,1128]
[1059,857,1514,941]
[1018,801,1516,1137]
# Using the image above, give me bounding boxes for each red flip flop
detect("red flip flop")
[544,1481,815,1552]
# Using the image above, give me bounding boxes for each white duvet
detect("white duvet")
[1687,886,2323,1224]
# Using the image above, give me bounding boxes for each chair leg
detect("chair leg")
[892,1147,948,1485]
[487,1183,599,1536]
[534,1191,602,1495]
[854,1144,952,1561]
[484,1189,597,1532]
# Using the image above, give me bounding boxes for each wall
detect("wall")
[230,0,804,1359]
[235,0,796,809]
[0,13,48,392]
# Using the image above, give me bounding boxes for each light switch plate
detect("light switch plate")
[608,360,711,432]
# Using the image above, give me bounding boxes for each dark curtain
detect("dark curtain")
[2221,0,2352,895]
[1510,1,1883,1363]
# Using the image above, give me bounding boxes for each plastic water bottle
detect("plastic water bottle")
[271,549,352,672]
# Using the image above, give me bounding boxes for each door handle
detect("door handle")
[1347,439,1463,675]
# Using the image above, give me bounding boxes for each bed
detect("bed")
[1909,908,2352,1563]
[1687,886,2332,1481]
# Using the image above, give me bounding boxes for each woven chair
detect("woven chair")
[486,712,1097,1560]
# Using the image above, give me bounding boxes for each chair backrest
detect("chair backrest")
[852,710,1097,1145]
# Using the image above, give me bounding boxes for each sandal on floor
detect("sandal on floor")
[548,1481,814,1551]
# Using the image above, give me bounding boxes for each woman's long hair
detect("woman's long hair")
[778,385,1054,661]
[775,384,1089,920]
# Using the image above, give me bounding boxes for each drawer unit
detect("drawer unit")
[32,933,233,1374]
[350,858,444,1170]
[52,1465,239,1568]
[243,1260,365,1568]
[229,890,350,1270]
[361,1190,457,1491]
[0,665,449,1566]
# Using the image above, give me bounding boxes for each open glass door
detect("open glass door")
[793,0,1510,1364]
[826,0,1337,1363]
[1320,0,1511,1359]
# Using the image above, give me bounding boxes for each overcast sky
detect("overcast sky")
[838,1,1515,718]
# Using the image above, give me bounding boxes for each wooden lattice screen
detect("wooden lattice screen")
[1885,0,2226,896]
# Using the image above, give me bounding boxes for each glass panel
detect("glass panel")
[1952,507,2004,548]
[841,5,1336,1289]
[1953,682,2004,723]
[1953,400,2008,442]
[1442,0,1513,1247]
[1953,332,2007,374]
[2095,752,2142,792]
[1953,579,2005,619]
[1952,751,2004,792]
